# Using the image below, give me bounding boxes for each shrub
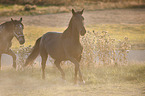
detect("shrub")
[16,45,32,70]
[81,30,131,67]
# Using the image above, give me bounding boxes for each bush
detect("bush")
[24,4,36,11]
[81,30,131,67]
[16,45,32,70]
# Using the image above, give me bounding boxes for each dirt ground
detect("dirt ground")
[0,65,145,96]
[0,8,145,27]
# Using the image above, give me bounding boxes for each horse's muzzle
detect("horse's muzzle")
[19,37,25,45]
[80,28,86,36]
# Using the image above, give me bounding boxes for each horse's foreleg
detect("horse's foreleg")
[69,57,84,84]
[76,55,82,62]
[6,50,16,69]
[54,60,65,80]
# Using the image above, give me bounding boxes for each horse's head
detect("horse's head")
[11,18,25,45]
[71,9,86,36]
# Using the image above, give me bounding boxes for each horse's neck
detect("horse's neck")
[63,25,80,43]
[0,25,14,42]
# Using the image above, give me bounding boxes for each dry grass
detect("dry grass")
[0,63,145,96]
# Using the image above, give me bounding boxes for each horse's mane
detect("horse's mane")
[0,21,12,26]
[1,20,24,27]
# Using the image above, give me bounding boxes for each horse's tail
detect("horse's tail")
[24,37,41,67]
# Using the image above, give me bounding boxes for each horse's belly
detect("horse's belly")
[45,40,66,60]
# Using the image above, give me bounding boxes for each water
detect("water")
[1,50,145,66]
[127,50,145,62]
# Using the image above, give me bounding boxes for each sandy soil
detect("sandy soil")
[0,66,144,96]
[0,8,145,27]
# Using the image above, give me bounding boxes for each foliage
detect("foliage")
[0,0,145,16]
[16,45,32,70]
[0,0,145,5]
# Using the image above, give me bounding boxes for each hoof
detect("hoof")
[60,78,67,84]
[74,80,85,85]
[62,79,66,83]
[79,80,85,85]
[82,80,86,84]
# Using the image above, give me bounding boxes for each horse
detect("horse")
[0,18,25,69]
[24,9,86,84]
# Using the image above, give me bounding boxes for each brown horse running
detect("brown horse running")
[0,18,25,69]
[24,9,86,84]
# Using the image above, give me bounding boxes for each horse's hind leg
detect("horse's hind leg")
[0,54,1,70]
[76,54,82,62]
[40,53,48,79]
[54,60,65,80]
[6,49,16,69]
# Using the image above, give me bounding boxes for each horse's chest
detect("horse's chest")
[73,44,83,56]
[0,38,12,51]
[65,41,83,57]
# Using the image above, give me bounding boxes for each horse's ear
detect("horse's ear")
[80,9,84,15]
[72,9,76,15]
[11,18,14,22]
[20,17,22,22]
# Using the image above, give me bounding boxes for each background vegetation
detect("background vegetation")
[0,0,145,16]
[1,0,145,5]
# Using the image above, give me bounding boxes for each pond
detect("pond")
[127,50,145,62]
[1,50,145,66]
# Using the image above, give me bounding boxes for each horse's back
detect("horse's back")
[0,25,12,52]
[42,32,62,44]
